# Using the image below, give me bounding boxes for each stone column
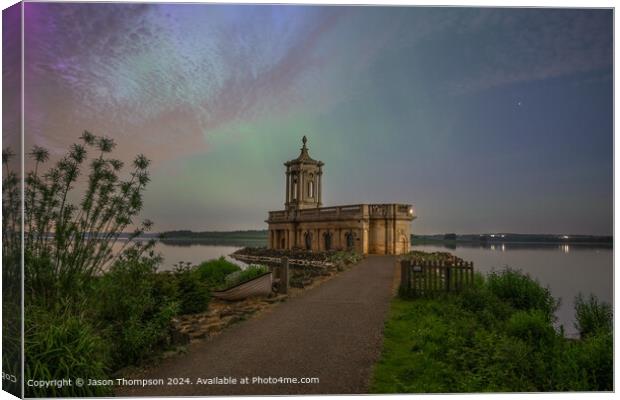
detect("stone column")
[299,171,306,203]
[317,169,322,207]
[285,167,290,206]
[297,172,302,203]
[280,257,289,294]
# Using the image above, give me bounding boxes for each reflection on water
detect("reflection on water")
[412,244,613,337]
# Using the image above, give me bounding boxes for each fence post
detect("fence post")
[400,259,410,294]
[446,265,451,292]
[280,256,289,294]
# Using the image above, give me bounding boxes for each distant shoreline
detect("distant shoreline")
[153,230,612,247]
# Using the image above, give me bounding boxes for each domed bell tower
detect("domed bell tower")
[284,136,323,211]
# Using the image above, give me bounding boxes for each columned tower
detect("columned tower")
[284,136,324,211]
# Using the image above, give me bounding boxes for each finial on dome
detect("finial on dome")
[302,135,307,146]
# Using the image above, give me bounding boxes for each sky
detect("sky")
[3,3,613,234]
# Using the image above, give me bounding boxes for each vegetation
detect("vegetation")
[4,134,182,397]
[2,148,22,396]
[328,251,363,270]
[372,268,613,393]
[193,257,241,287]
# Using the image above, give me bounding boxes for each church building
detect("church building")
[266,137,415,255]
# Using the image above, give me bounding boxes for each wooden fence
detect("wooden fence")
[400,259,474,296]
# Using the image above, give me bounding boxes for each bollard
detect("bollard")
[280,256,289,294]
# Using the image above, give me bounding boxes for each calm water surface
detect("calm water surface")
[122,240,612,337]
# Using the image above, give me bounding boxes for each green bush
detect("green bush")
[506,310,558,347]
[175,266,211,314]
[25,306,111,397]
[194,257,241,287]
[375,264,613,393]
[95,252,179,369]
[486,268,558,321]
[457,284,513,327]
[574,293,612,338]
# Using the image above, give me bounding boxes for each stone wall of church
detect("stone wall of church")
[268,220,367,253]
[267,214,411,255]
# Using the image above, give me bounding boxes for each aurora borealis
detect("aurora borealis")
[4,3,613,234]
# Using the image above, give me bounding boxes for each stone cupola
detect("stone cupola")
[284,136,324,210]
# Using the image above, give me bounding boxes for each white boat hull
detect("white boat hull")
[212,272,273,301]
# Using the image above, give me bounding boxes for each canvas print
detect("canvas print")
[1,1,614,398]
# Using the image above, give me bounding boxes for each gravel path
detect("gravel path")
[116,255,396,396]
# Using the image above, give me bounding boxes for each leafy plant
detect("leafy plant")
[13,132,154,303]
[95,245,178,369]
[2,147,24,395]
[25,305,111,397]
[174,265,211,315]
[4,134,182,393]
[193,256,241,287]
[486,268,558,321]
[374,265,612,393]
[574,293,612,338]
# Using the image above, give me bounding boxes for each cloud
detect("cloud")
[445,9,613,94]
[23,3,344,164]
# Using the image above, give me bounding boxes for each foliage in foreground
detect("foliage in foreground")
[372,269,612,393]
[5,135,173,397]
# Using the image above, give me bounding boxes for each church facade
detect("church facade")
[266,137,415,255]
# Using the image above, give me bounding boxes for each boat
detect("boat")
[212,271,273,301]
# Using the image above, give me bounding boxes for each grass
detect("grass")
[371,268,612,393]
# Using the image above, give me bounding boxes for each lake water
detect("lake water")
[133,240,611,337]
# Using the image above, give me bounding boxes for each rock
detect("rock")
[190,331,207,340]
[219,307,234,318]
[203,321,226,333]
[264,295,287,303]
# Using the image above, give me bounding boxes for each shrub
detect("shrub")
[194,257,241,287]
[375,261,613,392]
[574,293,612,338]
[25,306,111,397]
[571,330,613,391]
[95,248,178,369]
[457,284,512,326]
[486,268,558,321]
[175,266,211,314]
[506,310,558,347]
[7,134,155,303]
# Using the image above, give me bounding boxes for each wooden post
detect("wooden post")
[400,260,407,294]
[280,256,289,294]
[446,266,451,292]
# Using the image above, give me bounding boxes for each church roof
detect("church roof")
[285,136,323,166]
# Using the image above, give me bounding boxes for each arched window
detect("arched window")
[308,181,314,198]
